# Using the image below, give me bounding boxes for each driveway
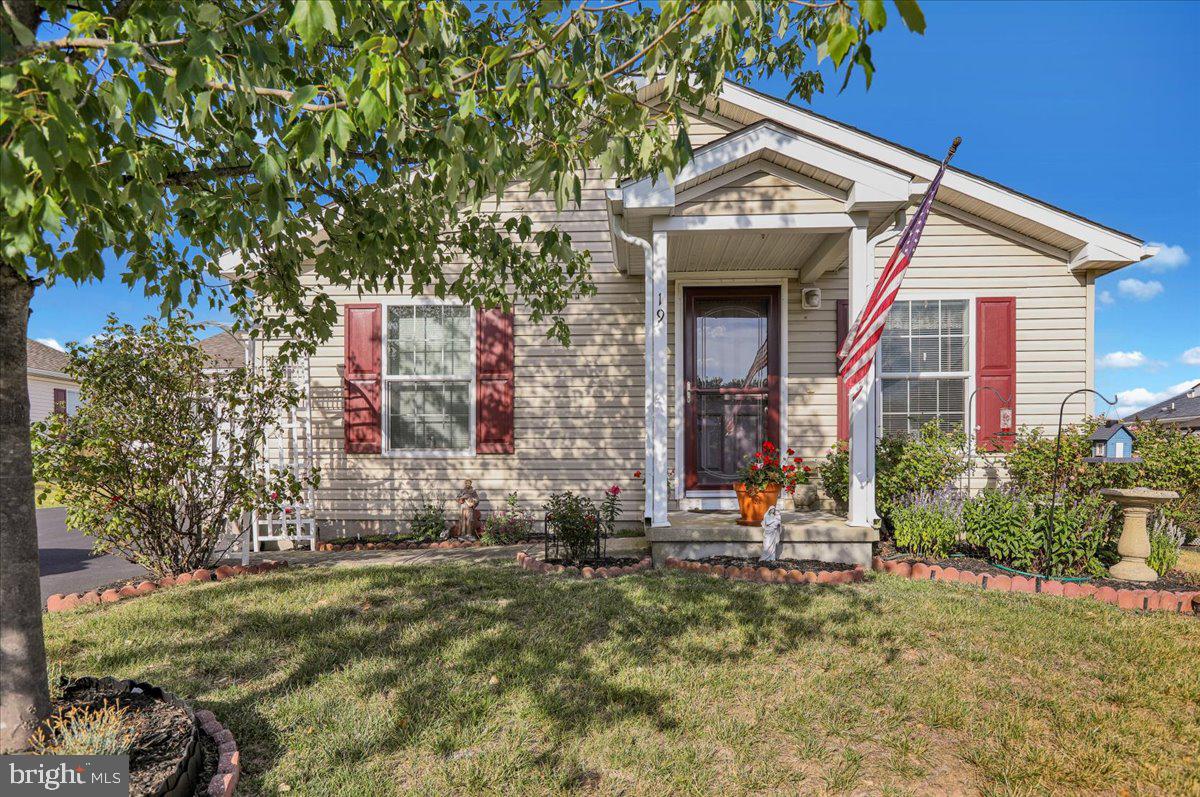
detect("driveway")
[38,507,148,602]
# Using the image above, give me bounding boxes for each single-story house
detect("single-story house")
[199,330,248,370]
[1124,382,1200,432]
[236,79,1152,562]
[26,338,79,423]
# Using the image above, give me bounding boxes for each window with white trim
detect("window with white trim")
[384,304,473,452]
[879,299,969,437]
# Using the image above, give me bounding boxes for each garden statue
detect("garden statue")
[760,505,782,562]
[1099,487,1178,582]
[454,479,481,540]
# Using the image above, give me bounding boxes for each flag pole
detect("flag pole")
[942,136,963,166]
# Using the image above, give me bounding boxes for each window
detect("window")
[384,304,473,453]
[879,299,969,437]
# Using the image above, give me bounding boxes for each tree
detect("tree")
[32,315,318,578]
[0,0,924,751]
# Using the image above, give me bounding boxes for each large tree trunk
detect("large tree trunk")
[0,262,48,752]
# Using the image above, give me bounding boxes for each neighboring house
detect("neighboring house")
[198,330,247,370]
[1124,382,1200,432]
[232,79,1152,540]
[26,339,79,423]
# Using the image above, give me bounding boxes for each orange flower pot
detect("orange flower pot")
[734,483,783,526]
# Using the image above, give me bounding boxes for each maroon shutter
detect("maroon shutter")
[976,297,1016,451]
[343,304,382,454]
[53,388,67,416]
[476,308,515,454]
[835,299,850,442]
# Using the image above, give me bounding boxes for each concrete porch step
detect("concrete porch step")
[649,510,877,567]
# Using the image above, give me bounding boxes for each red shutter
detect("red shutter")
[976,297,1016,451]
[835,299,849,442]
[343,304,382,454]
[476,308,515,454]
[53,388,67,416]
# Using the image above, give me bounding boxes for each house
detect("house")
[1123,382,1200,432]
[26,339,79,423]
[198,330,247,370]
[1086,420,1138,461]
[237,79,1152,564]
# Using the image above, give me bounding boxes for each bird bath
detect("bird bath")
[1100,487,1179,582]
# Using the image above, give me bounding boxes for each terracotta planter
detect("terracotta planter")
[734,483,783,526]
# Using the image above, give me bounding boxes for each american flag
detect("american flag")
[837,137,961,412]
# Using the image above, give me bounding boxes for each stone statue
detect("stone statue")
[760,505,782,562]
[455,479,480,540]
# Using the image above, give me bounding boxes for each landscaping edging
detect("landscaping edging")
[319,537,539,552]
[872,557,1199,615]
[665,557,866,584]
[515,550,652,578]
[194,708,240,797]
[45,560,289,613]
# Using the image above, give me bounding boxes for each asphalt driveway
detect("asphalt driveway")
[37,507,148,601]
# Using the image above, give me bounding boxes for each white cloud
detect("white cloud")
[1141,242,1189,273]
[1098,290,1114,306]
[1117,278,1163,301]
[1097,351,1148,369]
[1114,378,1200,417]
[35,337,65,351]
[1182,346,1200,366]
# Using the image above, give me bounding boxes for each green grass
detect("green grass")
[35,482,65,509]
[44,565,1199,796]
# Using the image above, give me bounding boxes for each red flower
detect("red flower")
[633,470,642,478]
[607,485,621,496]
[270,491,279,501]
[763,441,775,451]
[803,466,812,472]
[754,452,763,459]
[786,448,795,456]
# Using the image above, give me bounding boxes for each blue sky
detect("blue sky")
[29,0,1198,415]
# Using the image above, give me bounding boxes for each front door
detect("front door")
[683,286,781,491]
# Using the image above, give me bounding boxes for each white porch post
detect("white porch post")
[847,212,877,527]
[649,227,671,526]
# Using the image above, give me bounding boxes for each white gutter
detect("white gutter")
[26,368,74,381]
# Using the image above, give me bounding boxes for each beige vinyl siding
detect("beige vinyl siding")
[675,171,845,216]
[27,374,77,423]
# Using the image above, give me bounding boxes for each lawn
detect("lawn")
[44,564,1199,796]
[1180,547,1200,575]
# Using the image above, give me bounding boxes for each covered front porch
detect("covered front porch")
[606,120,927,540]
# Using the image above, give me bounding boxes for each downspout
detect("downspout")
[610,208,657,524]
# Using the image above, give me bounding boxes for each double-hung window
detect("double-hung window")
[879,299,969,437]
[384,303,473,454]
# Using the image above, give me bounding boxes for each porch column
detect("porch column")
[847,212,877,528]
[648,227,670,526]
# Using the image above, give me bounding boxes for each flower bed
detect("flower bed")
[873,555,1199,614]
[665,556,866,585]
[515,550,651,578]
[45,560,288,613]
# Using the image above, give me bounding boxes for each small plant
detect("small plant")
[963,487,1038,570]
[480,492,535,545]
[409,496,447,540]
[818,442,850,508]
[1147,511,1185,576]
[544,491,600,565]
[1029,494,1113,578]
[600,485,623,537]
[781,447,813,494]
[890,488,964,560]
[31,702,137,757]
[735,441,786,493]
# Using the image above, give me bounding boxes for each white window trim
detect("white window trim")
[878,292,977,443]
[672,271,790,509]
[381,297,476,458]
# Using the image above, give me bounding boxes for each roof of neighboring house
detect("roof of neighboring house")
[198,331,246,369]
[1089,421,1133,442]
[1125,383,1200,427]
[26,338,70,376]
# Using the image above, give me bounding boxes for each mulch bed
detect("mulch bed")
[666,557,866,585]
[877,541,1200,593]
[516,551,652,578]
[696,555,857,573]
[191,730,218,796]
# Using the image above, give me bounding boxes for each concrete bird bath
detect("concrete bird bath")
[1100,487,1179,582]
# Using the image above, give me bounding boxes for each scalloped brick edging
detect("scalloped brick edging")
[664,557,866,585]
[319,537,540,552]
[515,550,652,578]
[45,560,289,613]
[872,557,1199,615]
[194,708,240,797]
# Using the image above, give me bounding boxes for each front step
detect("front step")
[649,510,877,567]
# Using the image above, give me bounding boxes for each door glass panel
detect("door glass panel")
[696,393,767,485]
[695,299,770,388]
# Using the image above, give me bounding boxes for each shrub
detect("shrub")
[891,488,964,560]
[1147,511,1185,576]
[876,423,968,521]
[962,488,1038,570]
[480,492,535,545]
[31,315,317,578]
[818,442,849,508]
[31,702,136,757]
[544,491,599,564]
[1029,494,1113,578]
[409,497,447,540]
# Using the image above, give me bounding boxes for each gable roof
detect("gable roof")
[198,331,246,369]
[26,338,70,376]
[1090,421,1133,442]
[1124,382,1200,426]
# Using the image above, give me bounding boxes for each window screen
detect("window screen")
[384,305,472,451]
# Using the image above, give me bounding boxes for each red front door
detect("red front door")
[683,286,782,490]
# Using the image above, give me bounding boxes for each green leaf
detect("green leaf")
[358,89,386,129]
[860,0,887,30]
[825,22,858,65]
[289,0,338,47]
[322,108,353,151]
[289,85,319,120]
[893,0,926,33]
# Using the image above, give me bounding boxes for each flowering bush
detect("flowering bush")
[480,492,535,545]
[544,491,600,564]
[1147,510,1185,576]
[735,441,786,493]
[781,448,814,494]
[600,484,623,537]
[890,488,965,559]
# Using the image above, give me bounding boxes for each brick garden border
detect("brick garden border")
[664,557,867,585]
[194,708,240,797]
[515,550,652,578]
[45,560,289,613]
[873,557,1199,615]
